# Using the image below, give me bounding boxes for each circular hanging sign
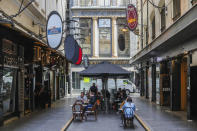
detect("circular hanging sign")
[64,35,76,62]
[127,4,138,31]
[46,11,63,49]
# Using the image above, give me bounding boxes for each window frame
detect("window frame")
[79,18,93,57]
[160,6,166,32]
[152,16,156,40]
[173,0,181,21]
[98,18,112,57]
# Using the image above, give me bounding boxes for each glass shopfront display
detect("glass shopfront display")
[0,68,16,115]
[99,19,111,57]
[79,18,92,56]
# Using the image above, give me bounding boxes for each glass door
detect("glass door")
[0,68,16,115]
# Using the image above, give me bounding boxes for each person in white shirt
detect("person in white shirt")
[77,92,88,103]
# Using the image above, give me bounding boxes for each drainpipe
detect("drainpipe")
[146,0,149,46]
[141,0,143,50]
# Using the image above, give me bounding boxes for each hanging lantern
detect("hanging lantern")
[33,46,41,61]
[46,50,51,64]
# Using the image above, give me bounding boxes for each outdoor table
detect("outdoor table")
[82,104,88,107]
[114,99,120,102]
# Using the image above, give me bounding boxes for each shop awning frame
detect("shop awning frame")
[130,4,197,65]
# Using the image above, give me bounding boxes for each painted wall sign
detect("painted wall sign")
[46,11,63,49]
[127,4,138,31]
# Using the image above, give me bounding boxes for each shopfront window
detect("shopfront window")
[117,18,130,57]
[99,19,111,57]
[0,68,16,114]
[118,0,128,6]
[79,18,92,56]
[72,72,80,89]
[80,0,92,6]
[99,0,111,6]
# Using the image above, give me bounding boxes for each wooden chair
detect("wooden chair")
[72,103,83,121]
[85,102,97,120]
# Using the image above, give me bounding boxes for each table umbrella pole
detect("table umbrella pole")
[105,78,108,113]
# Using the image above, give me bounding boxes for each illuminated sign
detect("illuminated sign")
[127,4,138,31]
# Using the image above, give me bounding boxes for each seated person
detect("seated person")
[77,92,88,103]
[84,94,96,112]
[121,97,136,119]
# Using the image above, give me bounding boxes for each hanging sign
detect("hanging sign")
[46,11,63,49]
[127,4,138,31]
[64,35,76,62]
[75,47,82,65]
[83,55,89,69]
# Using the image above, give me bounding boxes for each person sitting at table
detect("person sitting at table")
[83,94,96,114]
[77,92,88,103]
[121,97,136,120]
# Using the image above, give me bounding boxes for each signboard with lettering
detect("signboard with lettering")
[84,77,90,83]
[46,11,63,49]
[127,4,138,31]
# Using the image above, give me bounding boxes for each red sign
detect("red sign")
[127,4,138,31]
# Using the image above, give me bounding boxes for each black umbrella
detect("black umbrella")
[79,61,131,113]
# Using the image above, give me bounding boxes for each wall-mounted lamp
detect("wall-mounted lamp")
[121,28,129,32]
[0,18,14,27]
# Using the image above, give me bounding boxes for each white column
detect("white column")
[93,17,99,57]
[112,17,118,57]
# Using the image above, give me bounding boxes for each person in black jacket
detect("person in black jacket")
[89,83,98,96]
